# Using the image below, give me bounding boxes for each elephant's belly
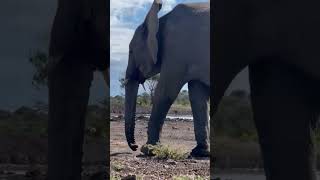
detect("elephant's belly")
[186,61,210,86]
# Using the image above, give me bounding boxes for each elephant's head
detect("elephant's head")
[124,0,162,151]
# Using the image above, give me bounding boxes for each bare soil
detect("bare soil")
[110,117,210,179]
[0,136,108,180]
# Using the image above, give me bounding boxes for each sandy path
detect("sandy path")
[110,119,210,179]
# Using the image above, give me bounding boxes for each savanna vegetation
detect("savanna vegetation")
[213,89,320,171]
[110,89,191,115]
[27,50,320,172]
[0,50,109,166]
[111,74,192,115]
[0,104,108,163]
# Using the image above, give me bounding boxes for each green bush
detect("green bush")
[213,94,257,140]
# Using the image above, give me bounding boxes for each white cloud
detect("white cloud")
[110,27,133,61]
[110,0,178,63]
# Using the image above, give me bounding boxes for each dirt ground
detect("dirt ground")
[0,137,108,180]
[110,117,210,179]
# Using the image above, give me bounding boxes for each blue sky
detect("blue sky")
[0,0,249,109]
[110,0,209,96]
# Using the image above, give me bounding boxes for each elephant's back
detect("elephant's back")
[175,3,210,13]
[159,3,210,86]
[165,3,210,21]
[159,2,210,49]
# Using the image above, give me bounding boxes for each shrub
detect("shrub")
[143,144,189,160]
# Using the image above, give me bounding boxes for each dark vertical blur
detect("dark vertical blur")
[0,0,110,179]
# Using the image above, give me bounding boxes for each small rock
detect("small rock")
[189,160,198,163]
[167,160,177,165]
[122,175,136,180]
[137,115,146,119]
[144,175,158,180]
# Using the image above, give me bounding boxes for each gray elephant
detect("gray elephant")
[124,0,210,157]
[48,0,108,179]
[213,1,320,179]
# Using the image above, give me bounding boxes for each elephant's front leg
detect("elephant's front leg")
[188,80,210,157]
[145,78,184,146]
[48,60,93,180]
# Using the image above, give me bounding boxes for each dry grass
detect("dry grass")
[142,144,189,160]
[111,162,124,172]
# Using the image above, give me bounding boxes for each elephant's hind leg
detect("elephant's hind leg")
[188,80,210,157]
[249,61,317,180]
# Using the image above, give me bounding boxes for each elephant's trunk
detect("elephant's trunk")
[125,80,139,151]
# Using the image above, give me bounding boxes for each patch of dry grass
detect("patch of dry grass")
[111,162,124,172]
[142,144,189,160]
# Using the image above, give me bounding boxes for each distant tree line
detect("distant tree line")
[110,89,190,108]
[213,89,257,140]
[118,74,191,106]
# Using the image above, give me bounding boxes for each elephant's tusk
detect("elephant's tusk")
[142,83,146,91]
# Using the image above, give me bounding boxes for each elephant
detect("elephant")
[124,0,210,157]
[213,0,320,179]
[47,0,108,179]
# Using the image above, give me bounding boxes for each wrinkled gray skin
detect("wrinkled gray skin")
[125,1,210,156]
[213,0,320,179]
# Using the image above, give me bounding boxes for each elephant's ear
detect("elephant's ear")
[144,0,162,64]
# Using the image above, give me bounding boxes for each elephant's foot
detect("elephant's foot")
[140,144,157,156]
[190,145,210,157]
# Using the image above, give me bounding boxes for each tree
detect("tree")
[145,74,160,104]
[118,75,126,96]
[118,74,160,105]
[28,50,50,111]
[118,72,129,96]
[29,50,49,89]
